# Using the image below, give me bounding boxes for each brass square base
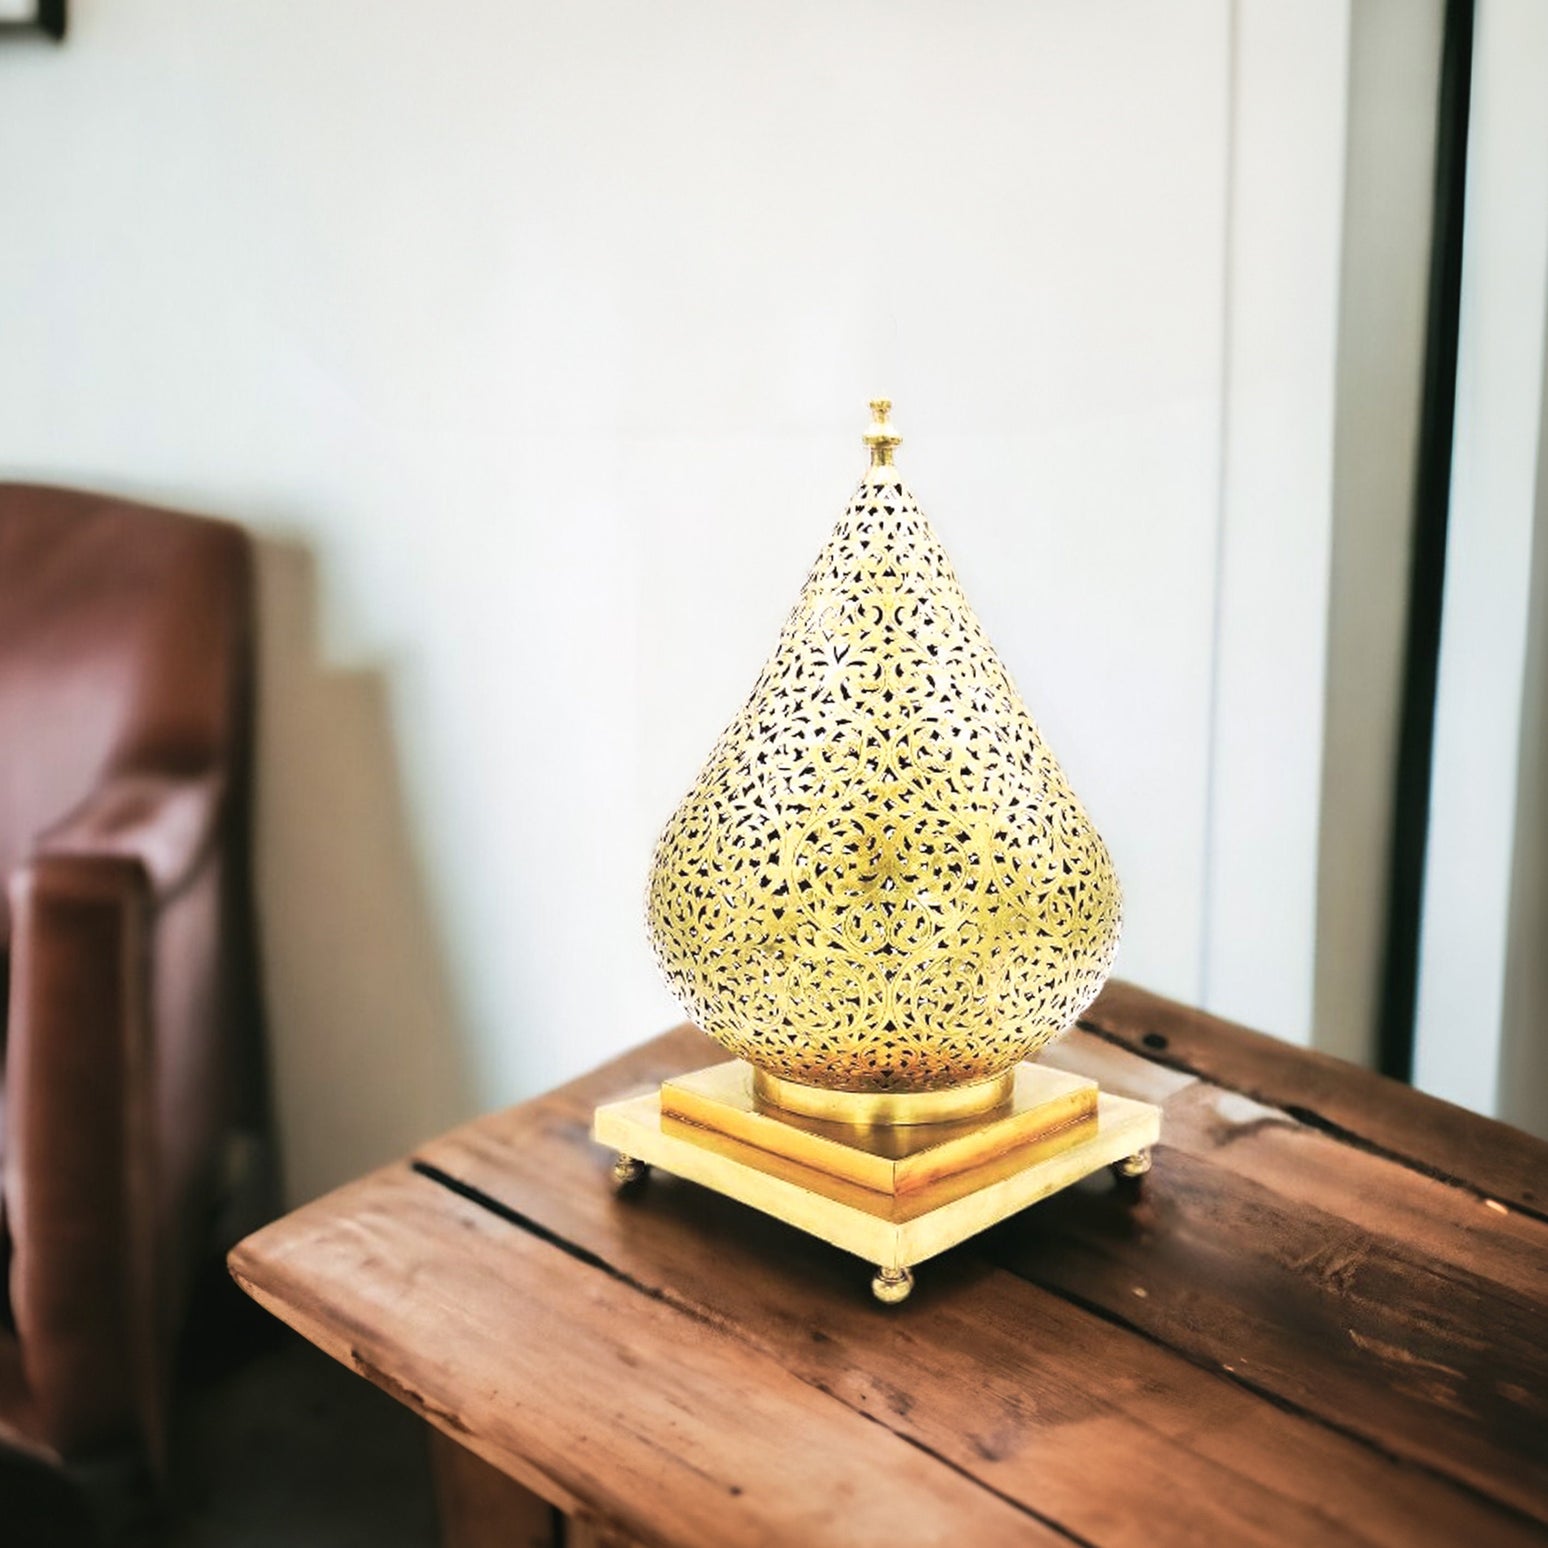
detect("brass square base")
[593,1059,1160,1304]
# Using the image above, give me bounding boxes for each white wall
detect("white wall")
[1414,0,1548,1136]
[1314,0,1442,1068]
[1203,0,1350,1044]
[1,1,1365,1201]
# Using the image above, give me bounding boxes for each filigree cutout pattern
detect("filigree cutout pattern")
[647,474,1121,1093]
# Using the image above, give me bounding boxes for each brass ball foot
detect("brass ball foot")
[612,1154,648,1186]
[871,1266,914,1305]
[1113,1147,1153,1180]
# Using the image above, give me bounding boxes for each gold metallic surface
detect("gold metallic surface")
[645,401,1123,1096]
[752,1067,1014,1126]
[863,398,902,467]
[592,1086,1162,1276]
[871,1266,914,1304]
[1113,1147,1153,1178]
[661,1059,1098,1196]
[612,1155,647,1185]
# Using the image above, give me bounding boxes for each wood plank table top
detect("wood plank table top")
[230,982,1548,1548]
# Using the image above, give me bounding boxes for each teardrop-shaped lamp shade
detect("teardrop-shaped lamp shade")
[647,470,1121,1094]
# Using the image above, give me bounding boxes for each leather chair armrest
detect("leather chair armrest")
[3,852,162,1460]
[2,770,234,1462]
[32,769,225,906]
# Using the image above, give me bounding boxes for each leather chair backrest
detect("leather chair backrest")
[0,485,249,944]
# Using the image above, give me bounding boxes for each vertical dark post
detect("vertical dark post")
[1377,0,1476,1081]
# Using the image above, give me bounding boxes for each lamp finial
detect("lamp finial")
[863,398,902,467]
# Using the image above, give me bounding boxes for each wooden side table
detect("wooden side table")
[230,983,1548,1547]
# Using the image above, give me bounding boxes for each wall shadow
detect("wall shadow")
[252,536,472,1204]
[1498,304,1548,1142]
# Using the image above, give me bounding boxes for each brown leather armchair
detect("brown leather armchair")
[0,484,263,1474]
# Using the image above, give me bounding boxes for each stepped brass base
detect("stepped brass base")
[593,1058,1161,1304]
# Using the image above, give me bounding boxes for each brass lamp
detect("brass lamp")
[595,401,1160,1303]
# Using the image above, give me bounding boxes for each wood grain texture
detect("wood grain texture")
[415,1032,1547,1546]
[232,982,1548,1547]
[230,1165,1054,1548]
[990,1030,1548,1519]
[1082,980,1545,1216]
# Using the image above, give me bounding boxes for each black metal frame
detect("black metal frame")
[0,0,65,41]
[1377,0,1476,1082]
